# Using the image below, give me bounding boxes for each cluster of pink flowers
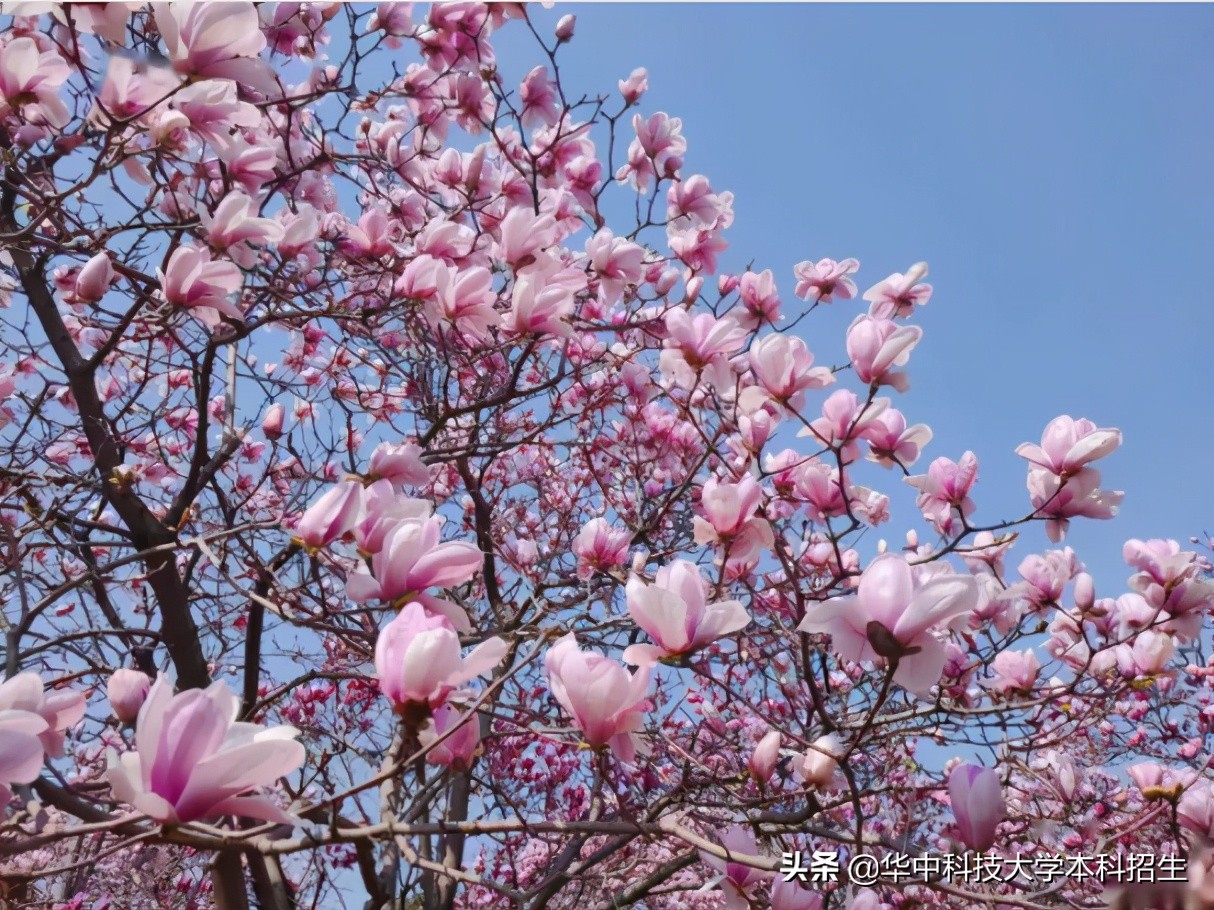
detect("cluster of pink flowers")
[2,3,1212,908]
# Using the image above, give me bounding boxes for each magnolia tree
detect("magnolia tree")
[0,4,1211,910]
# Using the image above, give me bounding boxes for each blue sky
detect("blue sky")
[498,3,1214,583]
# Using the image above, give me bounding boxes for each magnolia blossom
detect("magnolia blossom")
[262,402,286,438]
[744,333,834,410]
[698,825,775,910]
[748,730,781,784]
[793,257,860,303]
[1130,763,1193,801]
[154,1,275,93]
[72,253,116,303]
[795,734,844,788]
[984,648,1040,696]
[159,245,245,329]
[1015,415,1121,476]
[199,191,284,266]
[622,560,750,665]
[948,763,1005,852]
[865,408,932,468]
[0,672,86,758]
[367,441,431,487]
[1026,466,1123,543]
[107,669,153,724]
[1124,537,1214,621]
[798,554,979,697]
[544,634,651,761]
[572,518,631,580]
[799,389,890,461]
[374,603,506,712]
[417,705,481,770]
[292,479,365,551]
[658,308,746,391]
[618,67,648,104]
[346,513,482,606]
[846,315,923,391]
[0,706,48,805]
[692,475,774,564]
[863,262,931,318]
[106,677,304,825]
[1180,783,1214,839]
[904,452,979,535]
[0,37,71,129]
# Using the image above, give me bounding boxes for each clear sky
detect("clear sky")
[497,3,1214,582]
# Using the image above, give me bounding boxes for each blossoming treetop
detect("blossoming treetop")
[0,3,1211,909]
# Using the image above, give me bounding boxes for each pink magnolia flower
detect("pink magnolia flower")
[773,878,824,910]
[73,253,116,303]
[340,207,397,259]
[904,451,979,536]
[47,3,133,43]
[199,192,284,266]
[1180,782,1214,839]
[292,479,365,552]
[792,257,860,304]
[948,763,1005,851]
[622,559,750,666]
[798,554,979,697]
[744,334,834,410]
[863,262,931,318]
[159,245,245,329]
[618,67,648,105]
[374,603,507,712]
[692,475,774,564]
[261,403,286,439]
[417,705,480,770]
[519,65,559,129]
[154,1,275,94]
[91,53,181,127]
[698,825,775,909]
[432,263,500,340]
[799,389,890,461]
[368,441,431,487]
[346,513,482,605]
[984,648,1040,696]
[495,208,557,269]
[367,3,413,44]
[107,669,152,725]
[0,672,86,758]
[585,229,644,306]
[1015,415,1121,477]
[1015,549,1079,607]
[1124,538,1214,620]
[1129,763,1192,801]
[659,308,746,391]
[544,634,651,762]
[734,269,782,328]
[794,734,843,789]
[617,112,685,190]
[0,707,47,805]
[572,518,631,580]
[0,37,70,128]
[1115,630,1176,678]
[748,730,781,784]
[1026,466,1123,543]
[106,677,304,825]
[554,13,576,41]
[507,270,577,338]
[865,408,932,468]
[846,315,923,392]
